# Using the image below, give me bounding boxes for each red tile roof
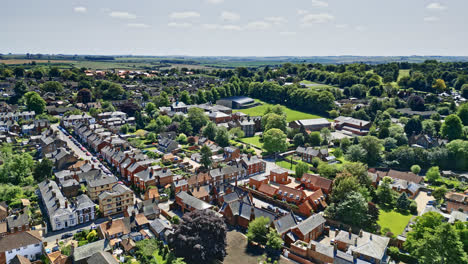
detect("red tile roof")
[301,173,333,191]
[258,183,278,197]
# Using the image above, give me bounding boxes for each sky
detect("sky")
[2,0,467,56]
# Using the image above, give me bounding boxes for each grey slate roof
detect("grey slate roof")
[176,191,212,211]
[86,250,118,264]
[75,194,95,211]
[73,239,111,262]
[273,213,298,234]
[296,214,326,235]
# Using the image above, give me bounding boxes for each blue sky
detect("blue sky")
[2,0,466,56]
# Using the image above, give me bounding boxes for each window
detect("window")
[8,250,12,254]
[35,244,40,247]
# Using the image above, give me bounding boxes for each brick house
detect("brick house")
[300,174,333,194]
[296,147,329,162]
[445,192,468,213]
[224,147,240,161]
[240,155,266,176]
[277,185,307,204]
[290,214,326,242]
[249,175,269,190]
[269,168,290,184]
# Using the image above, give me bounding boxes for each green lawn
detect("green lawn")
[233,99,326,122]
[300,80,337,89]
[377,209,412,236]
[275,160,312,173]
[239,136,263,150]
[398,69,410,81]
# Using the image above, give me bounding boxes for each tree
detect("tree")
[462,84,468,99]
[120,124,130,134]
[177,133,188,144]
[410,165,421,174]
[262,113,287,132]
[405,212,468,264]
[23,92,46,114]
[343,162,370,186]
[346,144,367,162]
[33,158,53,182]
[169,210,227,264]
[40,81,64,94]
[202,122,217,141]
[13,81,28,102]
[317,163,339,179]
[458,103,468,126]
[320,128,331,144]
[215,127,230,147]
[404,117,423,136]
[326,191,370,227]
[179,119,193,136]
[266,229,283,253]
[13,67,25,77]
[200,145,212,169]
[376,176,395,207]
[426,166,440,183]
[441,114,464,140]
[263,129,287,154]
[229,127,245,139]
[293,133,305,147]
[407,95,425,111]
[77,88,92,104]
[309,132,321,146]
[432,79,447,92]
[295,162,309,179]
[188,108,208,133]
[246,217,270,245]
[180,91,191,104]
[432,186,447,202]
[331,175,360,203]
[359,136,382,165]
[396,193,411,212]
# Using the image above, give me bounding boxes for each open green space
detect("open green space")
[300,80,337,89]
[233,100,326,122]
[239,136,264,150]
[398,69,410,81]
[377,209,412,236]
[224,230,294,264]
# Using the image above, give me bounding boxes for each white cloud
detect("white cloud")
[220,11,240,22]
[169,11,200,19]
[74,6,87,13]
[311,0,328,8]
[246,21,271,30]
[202,24,242,31]
[168,22,192,28]
[424,16,440,22]
[265,16,287,25]
[279,31,296,36]
[205,0,224,4]
[335,24,348,28]
[301,13,334,24]
[355,26,366,31]
[109,11,136,19]
[127,23,150,28]
[426,3,447,10]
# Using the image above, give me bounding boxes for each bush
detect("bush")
[409,200,418,215]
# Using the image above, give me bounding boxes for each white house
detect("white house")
[0,230,43,264]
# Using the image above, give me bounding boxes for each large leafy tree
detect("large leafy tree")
[325,191,370,227]
[215,127,230,147]
[246,217,270,244]
[458,103,468,126]
[202,122,217,141]
[263,128,287,154]
[33,158,53,182]
[295,161,309,179]
[441,114,464,140]
[23,91,46,114]
[40,81,64,94]
[359,136,383,165]
[200,145,212,169]
[188,108,208,133]
[262,113,287,132]
[169,210,227,264]
[405,212,468,264]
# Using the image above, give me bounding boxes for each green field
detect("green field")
[300,80,337,89]
[377,209,412,236]
[233,100,326,122]
[398,69,410,81]
[239,136,263,150]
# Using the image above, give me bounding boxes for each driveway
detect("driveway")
[414,191,435,214]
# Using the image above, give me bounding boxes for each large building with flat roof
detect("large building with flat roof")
[289,118,331,131]
[216,96,256,109]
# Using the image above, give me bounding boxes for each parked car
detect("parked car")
[61,232,73,239]
[86,152,91,156]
